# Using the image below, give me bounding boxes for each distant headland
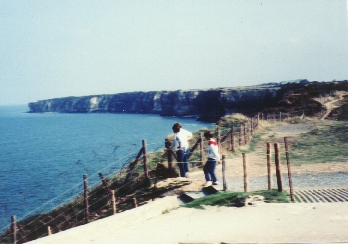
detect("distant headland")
[28,80,348,122]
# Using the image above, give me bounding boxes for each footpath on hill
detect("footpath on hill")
[28,122,348,244]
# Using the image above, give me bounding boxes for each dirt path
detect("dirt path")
[313,91,348,120]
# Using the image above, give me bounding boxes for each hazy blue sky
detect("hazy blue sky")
[1,1,348,105]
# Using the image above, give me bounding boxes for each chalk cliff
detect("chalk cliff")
[28,86,279,121]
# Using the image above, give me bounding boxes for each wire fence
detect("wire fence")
[1,111,348,243]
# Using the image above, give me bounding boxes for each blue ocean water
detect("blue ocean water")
[0,105,211,231]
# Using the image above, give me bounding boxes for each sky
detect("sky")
[1,1,348,105]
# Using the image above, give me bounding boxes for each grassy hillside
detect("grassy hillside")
[288,120,348,165]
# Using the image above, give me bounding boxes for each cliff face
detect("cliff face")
[28,86,279,121]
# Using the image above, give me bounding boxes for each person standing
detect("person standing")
[203,131,221,186]
[172,123,192,178]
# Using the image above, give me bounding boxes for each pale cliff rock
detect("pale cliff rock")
[28,86,279,121]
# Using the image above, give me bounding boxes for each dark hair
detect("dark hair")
[172,123,182,133]
[204,131,214,139]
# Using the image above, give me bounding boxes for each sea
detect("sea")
[0,105,211,231]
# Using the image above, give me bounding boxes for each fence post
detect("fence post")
[280,112,282,122]
[273,112,275,123]
[152,163,159,201]
[239,125,242,146]
[217,126,221,154]
[222,155,227,191]
[99,173,111,195]
[111,190,116,215]
[188,137,202,161]
[167,149,174,177]
[17,225,28,242]
[250,118,253,136]
[47,226,52,236]
[83,174,89,223]
[132,197,138,208]
[267,143,272,190]
[261,113,264,124]
[230,126,235,152]
[274,143,283,192]
[284,137,294,202]
[200,133,204,164]
[243,124,247,145]
[154,163,159,190]
[242,153,248,192]
[11,216,16,244]
[142,140,149,180]
[165,139,173,174]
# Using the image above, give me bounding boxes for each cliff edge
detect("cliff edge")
[28,81,348,122]
[28,86,279,122]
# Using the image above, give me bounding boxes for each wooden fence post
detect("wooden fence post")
[132,197,138,208]
[17,225,28,243]
[239,125,242,146]
[47,226,52,236]
[142,140,149,180]
[243,124,247,145]
[11,216,16,244]
[167,148,173,177]
[250,118,253,136]
[200,133,204,164]
[284,137,294,202]
[188,137,202,160]
[274,143,283,192]
[99,173,111,195]
[261,113,264,124]
[273,112,275,123]
[242,153,248,192]
[222,155,227,191]
[154,163,159,190]
[230,126,235,152]
[267,143,272,190]
[165,139,173,174]
[111,190,116,215]
[153,163,159,201]
[217,126,221,154]
[83,174,89,223]
[280,112,282,122]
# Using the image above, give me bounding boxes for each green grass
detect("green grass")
[289,121,348,165]
[183,190,290,209]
